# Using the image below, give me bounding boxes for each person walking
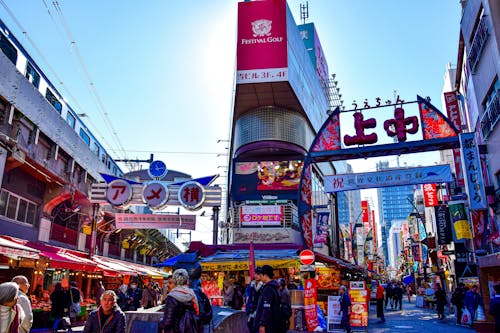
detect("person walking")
[339,285,352,333]
[385,281,393,310]
[393,282,404,310]
[464,285,481,327]
[451,283,466,325]
[50,282,70,332]
[254,265,281,333]
[375,280,385,323]
[245,267,263,333]
[69,281,82,322]
[434,284,447,320]
[407,284,413,303]
[160,268,199,333]
[83,290,126,333]
[278,278,292,333]
[11,275,32,333]
[0,282,25,333]
[141,282,158,309]
[489,284,500,333]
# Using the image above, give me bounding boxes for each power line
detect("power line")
[107,149,220,155]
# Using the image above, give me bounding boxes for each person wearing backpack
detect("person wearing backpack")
[160,269,200,333]
[278,278,292,333]
[191,279,213,329]
[254,265,281,333]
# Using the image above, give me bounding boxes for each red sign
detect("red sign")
[443,91,464,187]
[422,183,438,207]
[236,0,287,83]
[304,278,319,331]
[361,200,369,222]
[299,249,315,265]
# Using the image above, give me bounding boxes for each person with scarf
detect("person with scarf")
[160,268,199,333]
[0,282,25,333]
[83,290,126,333]
[11,276,32,333]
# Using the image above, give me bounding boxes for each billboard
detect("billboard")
[298,23,329,83]
[324,165,452,193]
[232,160,303,200]
[240,205,283,226]
[236,0,287,83]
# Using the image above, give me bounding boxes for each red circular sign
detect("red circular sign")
[299,250,315,265]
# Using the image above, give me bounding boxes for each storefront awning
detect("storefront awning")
[200,249,299,272]
[126,261,168,278]
[314,252,363,272]
[0,236,39,260]
[26,241,98,272]
[92,256,138,277]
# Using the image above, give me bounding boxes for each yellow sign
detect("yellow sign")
[201,259,298,272]
[454,220,472,239]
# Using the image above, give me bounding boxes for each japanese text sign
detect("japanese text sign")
[435,205,452,245]
[114,213,196,230]
[422,183,438,207]
[178,181,206,211]
[142,182,169,210]
[106,179,132,207]
[459,133,487,210]
[240,205,282,226]
[324,165,452,193]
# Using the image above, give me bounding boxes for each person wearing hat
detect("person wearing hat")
[245,267,264,332]
[254,265,282,333]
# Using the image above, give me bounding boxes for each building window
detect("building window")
[45,89,62,113]
[25,62,40,88]
[91,142,100,156]
[79,129,90,146]
[468,8,488,73]
[0,189,38,225]
[0,34,17,65]
[66,112,75,128]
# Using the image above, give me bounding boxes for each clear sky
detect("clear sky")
[0,1,462,244]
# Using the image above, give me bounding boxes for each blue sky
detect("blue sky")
[0,1,462,242]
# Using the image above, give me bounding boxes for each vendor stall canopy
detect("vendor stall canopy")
[199,249,298,272]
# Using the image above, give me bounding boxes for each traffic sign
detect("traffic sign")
[299,249,315,265]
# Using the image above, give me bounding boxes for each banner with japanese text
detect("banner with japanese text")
[422,183,438,207]
[240,205,283,226]
[324,165,452,192]
[444,91,465,187]
[349,281,368,328]
[460,132,487,210]
[304,278,319,331]
[114,213,196,230]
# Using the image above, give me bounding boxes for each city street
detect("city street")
[365,297,475,333]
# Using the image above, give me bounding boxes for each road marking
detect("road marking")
[394,326,413,329]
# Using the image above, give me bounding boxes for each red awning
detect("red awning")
[92,256,138,277]
[0,235,40,260]
[27,241,98,272]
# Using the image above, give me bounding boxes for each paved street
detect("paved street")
[365,297,475,333]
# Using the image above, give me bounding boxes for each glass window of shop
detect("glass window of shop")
[0,189,38,225]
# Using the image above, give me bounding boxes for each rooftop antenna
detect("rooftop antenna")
[300,2,309,25]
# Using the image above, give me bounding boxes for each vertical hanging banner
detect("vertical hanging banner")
[361,201,369,222]
[435,205,452,245]
[304,278,319,331]
[444,91,465,187]
[314,212,329,246]
[460,133,487,210]
[422,184,438,207]
[448,201,473,240]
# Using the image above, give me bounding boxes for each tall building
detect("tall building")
[376,161,415,265]
[225,0,344,255]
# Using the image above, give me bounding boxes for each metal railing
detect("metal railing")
[469,15,489,73]
[480,89,499,140]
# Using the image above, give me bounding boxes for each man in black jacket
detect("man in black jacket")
[451,283,466,325]
[254,265,281,333]
[83,290,126,333]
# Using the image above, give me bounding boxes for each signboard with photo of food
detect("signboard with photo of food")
[349,281,368,328]
[317,267,341,290]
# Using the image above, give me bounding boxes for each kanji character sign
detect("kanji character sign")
[178,181,205,210]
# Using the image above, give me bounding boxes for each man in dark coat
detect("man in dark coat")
[339,285,352,333]
[83,290,126,333]
[489,284,500,333]
[451,283,466,325]
[254,265,281,333]
[245,267,263,332]
[434,284,447,320]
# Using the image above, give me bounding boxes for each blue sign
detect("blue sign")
[459,133,487,210]
[148,160,168,179]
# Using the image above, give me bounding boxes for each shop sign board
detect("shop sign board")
[114,213,196,230]
[324,165,452,193]
[178,181,206,211]
[423,183,438,207]
[327,295,341,329]
[106,179,133,207]
[299,249,315,265]
[299,264,315,271]
[240,205,282,226]
[460,132,487,210]
[349,281,368,328]
[142,182,169,209]
[304,278,319,331]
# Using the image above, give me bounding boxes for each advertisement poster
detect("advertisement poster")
[349,281,368,328]
[317,267,341,290]
[327,295,341,328]
[435,205,452,245]
[240,205,283,226]
[304,278,319,331]
[448,201,473,240]
[314,212,329,245]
